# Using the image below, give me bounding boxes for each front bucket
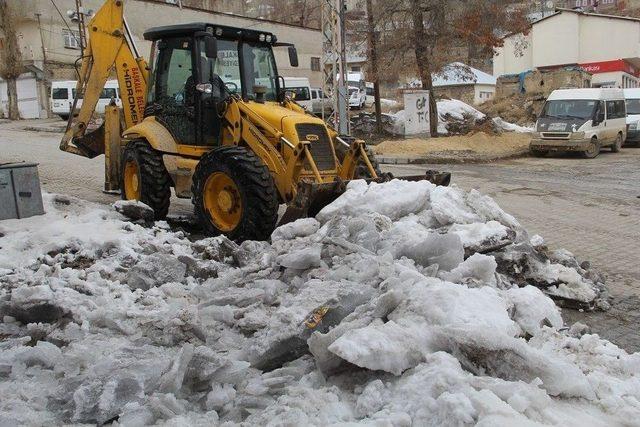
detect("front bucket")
[278,169,451,226]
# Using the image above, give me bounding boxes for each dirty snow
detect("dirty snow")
[0,181,634,426]
[387,99,534,136]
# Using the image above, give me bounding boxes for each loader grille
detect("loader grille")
[295,124,336,170]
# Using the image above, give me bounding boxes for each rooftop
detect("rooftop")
[432,63,497,87]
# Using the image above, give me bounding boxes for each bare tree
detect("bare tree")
[0,0,23,120]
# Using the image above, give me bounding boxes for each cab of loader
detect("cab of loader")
[142,23,297,146]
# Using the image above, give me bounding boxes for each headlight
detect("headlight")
[629,122,638,131]
[570,131,586,140]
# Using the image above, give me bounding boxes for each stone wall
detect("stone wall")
[432,85,475,105]
[523,69,592,97]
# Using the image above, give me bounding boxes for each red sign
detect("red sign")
[578,59,640,77]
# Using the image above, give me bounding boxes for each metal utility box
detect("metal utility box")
[0,162,45,220]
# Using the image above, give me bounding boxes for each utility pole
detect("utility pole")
[337,0,348,134]
[365,0,382,133]
[35,12,51,116]
[321,0,349,135]
[75,0,87,55]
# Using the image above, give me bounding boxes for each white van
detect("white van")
[283,77,313,112]
[530,88,626,158]
[310,88,332,116]
[50,80,121,120]
[365,82,374,108]
[624,88,640,145]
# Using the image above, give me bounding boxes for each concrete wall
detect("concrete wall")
[432,85,476,106]
[531,12,580,68]
[493,33,532,77]
[15,0,323,85]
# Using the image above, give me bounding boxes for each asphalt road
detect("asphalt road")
[1,119,639,350]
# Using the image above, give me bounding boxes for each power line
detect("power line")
[48,0,82,45]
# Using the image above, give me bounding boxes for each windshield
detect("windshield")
[241,42,278,101]
[349,88,358,96]
[200,40,277,101]
[626,99,640,115]
[541,100,597,120]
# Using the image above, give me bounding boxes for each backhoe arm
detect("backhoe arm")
[60,0,148,158]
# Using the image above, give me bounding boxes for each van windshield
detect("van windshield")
[286,86,310,101]
[626,99,640,115]
[541,100,597,120]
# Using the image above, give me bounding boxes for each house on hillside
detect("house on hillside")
[431,63,497,105]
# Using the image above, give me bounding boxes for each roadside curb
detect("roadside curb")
[376,150,530,165]
[22,126,65,134]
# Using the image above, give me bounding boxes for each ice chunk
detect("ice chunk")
[113,200,155,222]
[355,379,387,418]
[400,233,464,271]
[271,218,320,241]
[317,179,434,222]
[206,383,236,410]
[158,344,194,394]
[126,253,187,290]
[430,186,481,225]
[329,320,427,375]
[276,244,322,270]
[505,286,563,336]
[439,253,497,285]
[448,221,509,248]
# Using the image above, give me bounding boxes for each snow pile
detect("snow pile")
[0,183,634,426]
[387,99,534,136]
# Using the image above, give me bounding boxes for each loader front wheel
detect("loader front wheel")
[192,146,278,241]
[354,146,382,179]
[120,140,172,219]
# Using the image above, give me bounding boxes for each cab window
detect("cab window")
[52,88,69,99]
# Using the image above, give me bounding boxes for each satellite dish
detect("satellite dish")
[546,0,555,9]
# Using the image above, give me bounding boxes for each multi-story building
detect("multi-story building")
[494,8,640,89]
[0,0,322,118]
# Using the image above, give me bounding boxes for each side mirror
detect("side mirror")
[205,36,218,59]
[288,46,299,67]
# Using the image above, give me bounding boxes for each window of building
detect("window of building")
[63,29,81,49]
[479,91,493,99]
[310,57,321,72]
[351,65,361,72]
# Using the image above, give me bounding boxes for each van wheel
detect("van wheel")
[59,114,69,121]
[582,137,600,159]
[611,133,623,153]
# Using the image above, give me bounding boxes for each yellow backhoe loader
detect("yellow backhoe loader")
[60,0,450,241]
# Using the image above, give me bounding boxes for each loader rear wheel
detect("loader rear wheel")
[192,146,278,241]
[120,140,172,219]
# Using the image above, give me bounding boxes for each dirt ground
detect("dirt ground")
[373,131,532,160]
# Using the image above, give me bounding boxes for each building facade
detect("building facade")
[0,0,322,118]
[494,8,640,89]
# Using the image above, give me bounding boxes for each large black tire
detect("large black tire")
[354,146,383,179]
[335,142,382,179]
[192,146,279,241]
[120,140,172,219]
[611,132,623,153]
[582,137,600,159]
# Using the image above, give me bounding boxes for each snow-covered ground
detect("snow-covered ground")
[0,182,637,426]
[388,99,534,136]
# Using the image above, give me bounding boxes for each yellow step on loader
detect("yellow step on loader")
[60,0,450,241]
